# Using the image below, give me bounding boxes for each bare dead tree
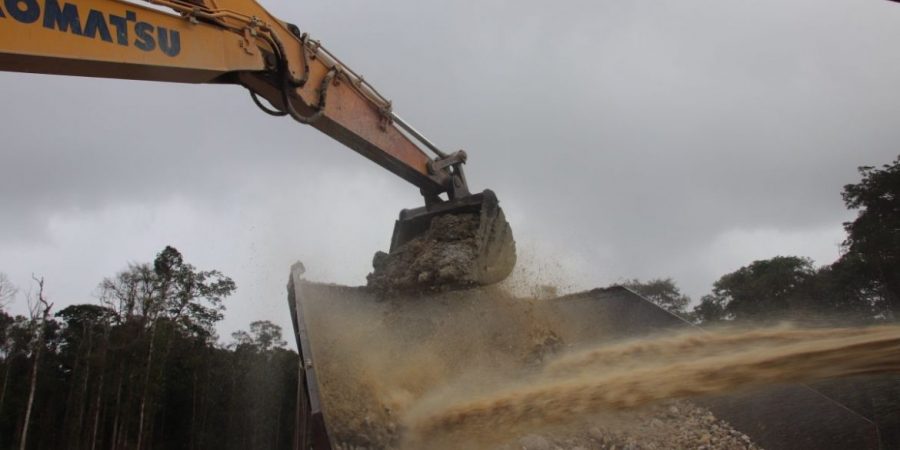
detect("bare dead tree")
[19,275,53,450]
[0,273,17,307]
[89,316,113,450]
[0,272,18,415]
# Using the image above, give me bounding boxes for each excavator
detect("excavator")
[0,0,521,445]
[0,0,516,287]
[2,0,895,448]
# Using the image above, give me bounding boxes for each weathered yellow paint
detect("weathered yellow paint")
[0,0,450,193]
[0,0,265,82]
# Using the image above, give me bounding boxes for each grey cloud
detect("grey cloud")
[2,0,899,339]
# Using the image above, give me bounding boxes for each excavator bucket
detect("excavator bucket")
[369,189,516,290]
[288,267,885,450]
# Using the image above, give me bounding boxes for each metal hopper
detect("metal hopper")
[287,264,884,449]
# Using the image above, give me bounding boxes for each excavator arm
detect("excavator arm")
[0,0,456,195]
[0,0,516,286]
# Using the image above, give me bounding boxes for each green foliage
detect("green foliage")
[0,247,298,450]
[692,294,729,323]
[232,320,287,352]
[0,273,16,306]
[690,155,900,324]
[705,256,816,321]
[153,246,235,338]
[805,255,885,319]
[98,246,235,339]
[840,155,900,314]
[689,255,885,323]
[620,278,691,315]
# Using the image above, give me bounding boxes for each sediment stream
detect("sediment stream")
[297,283,900,449]
[405,325,900,446]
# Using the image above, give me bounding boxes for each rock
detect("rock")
[588,427,606,442]
[527,402,764,450]
[518,434,552,450]
[366,213,481,293]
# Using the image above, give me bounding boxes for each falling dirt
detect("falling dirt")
[405,325,900,447]
[294,281,900,449]
[543,325,867,375]
[297,283,566,448]
[366,213,482,293]
[366,190,517,294]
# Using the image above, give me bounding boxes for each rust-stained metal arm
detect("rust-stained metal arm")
[0,0,464,197]
[233,20,458,195]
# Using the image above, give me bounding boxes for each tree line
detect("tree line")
[624,154,900,325]
[0,154,896,449]
[0,247,299,450]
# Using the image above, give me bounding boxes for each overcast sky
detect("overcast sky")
[2,0,899,343]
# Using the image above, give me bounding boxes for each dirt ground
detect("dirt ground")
[500,401,759,450]
[332,400,759,450]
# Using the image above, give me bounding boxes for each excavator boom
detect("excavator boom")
[0,0,516,286]
[0,0,445,192]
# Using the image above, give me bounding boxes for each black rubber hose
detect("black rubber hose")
[250,90,287,116]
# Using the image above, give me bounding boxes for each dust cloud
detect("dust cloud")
[406,325,900,446]
[295,282,900,449]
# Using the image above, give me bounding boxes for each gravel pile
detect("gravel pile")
[331,400,760,449]
[507,401,760,450]
[366,213,482,293]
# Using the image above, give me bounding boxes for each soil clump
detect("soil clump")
[366,213,482,293]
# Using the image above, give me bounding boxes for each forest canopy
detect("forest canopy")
[0,247,298,450]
